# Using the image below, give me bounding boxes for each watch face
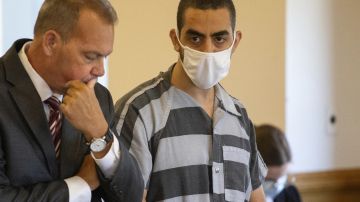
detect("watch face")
[90,138,107,152]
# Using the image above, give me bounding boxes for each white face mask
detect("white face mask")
[263,175,288,199]
[176,31,235,89]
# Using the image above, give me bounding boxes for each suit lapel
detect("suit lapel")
[59,118,88,178]
[4,40,59,177]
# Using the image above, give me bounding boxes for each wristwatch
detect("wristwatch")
[89,129,113,152]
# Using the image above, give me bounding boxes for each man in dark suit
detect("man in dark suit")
[0,0,143,201]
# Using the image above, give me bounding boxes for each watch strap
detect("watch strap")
[85,127,114,146]
[103,128,114,143]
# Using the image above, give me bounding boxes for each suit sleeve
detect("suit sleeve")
[94,85,144,202]
[0,137,70,201]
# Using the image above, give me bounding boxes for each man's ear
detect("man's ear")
[231,30,242,54]
[169,29,181,52]
[42,30,62,56]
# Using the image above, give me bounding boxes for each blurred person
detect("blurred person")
[255,124,302,202]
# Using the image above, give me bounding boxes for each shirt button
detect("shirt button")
[215,167,220,173]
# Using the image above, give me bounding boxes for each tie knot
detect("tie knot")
[45,96,61,111]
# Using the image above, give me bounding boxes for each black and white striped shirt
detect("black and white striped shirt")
[114,65,267,202]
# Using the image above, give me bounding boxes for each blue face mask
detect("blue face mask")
[263,175,288,199]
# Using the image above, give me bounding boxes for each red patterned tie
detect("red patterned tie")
[44,96,62,159]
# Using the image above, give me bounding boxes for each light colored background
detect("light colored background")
[286,0,360,172]
[1,0,359,173]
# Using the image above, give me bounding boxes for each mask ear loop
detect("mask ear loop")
[175,29,187,49]
[175,30,188,66]
[228,29,237,50]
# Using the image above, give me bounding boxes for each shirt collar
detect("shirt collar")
[214,84,242,117]
[18,41,62,102]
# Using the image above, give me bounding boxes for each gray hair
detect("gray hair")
[34,0,118,41]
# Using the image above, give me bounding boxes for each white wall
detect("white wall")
[286,0,360,172]
[0,0,43,55]
[0,1,3,54]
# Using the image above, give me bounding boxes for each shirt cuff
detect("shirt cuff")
[91,133,121,178]
[64,176,91,202]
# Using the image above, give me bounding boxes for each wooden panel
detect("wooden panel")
[290,168,360,202]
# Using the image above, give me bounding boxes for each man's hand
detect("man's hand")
[60,79,108,141]
[77,155,100,191]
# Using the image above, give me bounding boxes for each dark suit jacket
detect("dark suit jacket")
[274,185,302,202]
[0,39,144,202]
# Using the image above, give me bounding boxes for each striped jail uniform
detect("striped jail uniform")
[114,65,267,202]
